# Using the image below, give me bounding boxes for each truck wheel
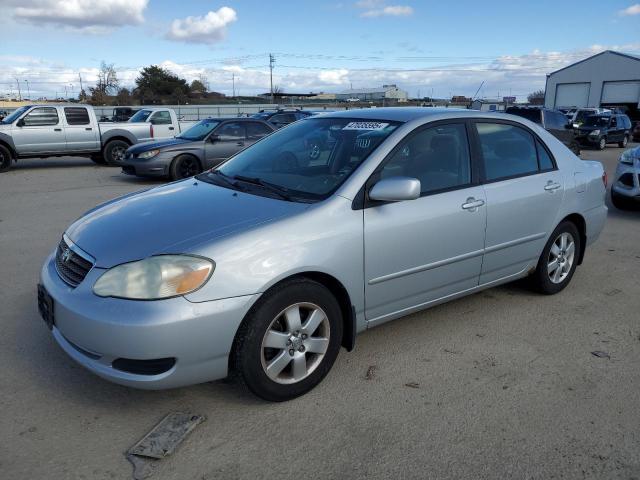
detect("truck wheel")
[598,137,606,150]
[104,140,130,166]
[90,154,107,165]
[0,144,12,173]
[170,155,202,180]
[618,135,628,148]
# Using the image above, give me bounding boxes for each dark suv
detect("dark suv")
[505,106,580,155]
[251,109,312,128]
[575,113,632,150]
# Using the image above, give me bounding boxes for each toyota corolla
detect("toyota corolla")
[38,108,607,401]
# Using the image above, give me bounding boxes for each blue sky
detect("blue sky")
[1,0,639,100]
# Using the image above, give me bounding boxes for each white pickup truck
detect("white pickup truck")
[0,105,195,172]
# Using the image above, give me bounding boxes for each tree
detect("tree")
[527,89,545,105]
[78,88,88,102]
[134,65,190,104]
[189,79,207,98]
[273,85,284,95]
[116,87,133,105]
[89,61,119,105]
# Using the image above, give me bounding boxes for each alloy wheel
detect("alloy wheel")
[179,158,199,178]
[260,302,330,385]
[547,232,575,284]
[112,146,126,162]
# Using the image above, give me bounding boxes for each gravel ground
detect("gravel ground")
[0,145,639,480]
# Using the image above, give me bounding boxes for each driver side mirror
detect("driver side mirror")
[16,118,25,127]
[369,177,421,202]
[208,134,219,143]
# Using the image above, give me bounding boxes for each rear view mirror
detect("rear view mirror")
[369,177,421,202]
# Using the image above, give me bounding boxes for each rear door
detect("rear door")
[12,107,66,154]
[205,121,247,167]
[364,121,487,323]
[149,110,174,139]
[475,121,564,284]
[63,107,98,152]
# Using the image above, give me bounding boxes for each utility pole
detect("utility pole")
[78,73,84,95]
[232,73,235,98]
[24,80,30,100]
[269,53,275,104]
[16,78,22,101]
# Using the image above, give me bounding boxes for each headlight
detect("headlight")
[138,149,161,159]
[620,149,637,165]
[589,129,600,136]
[93,255,214,300]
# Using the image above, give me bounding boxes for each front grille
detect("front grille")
[619,173,635,188]
[55,238,93,287]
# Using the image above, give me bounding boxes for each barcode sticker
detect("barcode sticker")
[343,122,389,131]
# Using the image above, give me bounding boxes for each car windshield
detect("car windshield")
[129,109,153,122]
[204,117,401,202]
[575,110,596,122]
[177,119,220,141]
[584,116,610,127]
[1,106,30,124]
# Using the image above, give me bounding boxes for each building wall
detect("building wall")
[544,51,640,109]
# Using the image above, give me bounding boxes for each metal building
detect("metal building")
[544,50,640,119]
[336,84,408,102]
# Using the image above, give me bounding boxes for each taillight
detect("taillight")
[150,124,154,138]
[602,171,607,188]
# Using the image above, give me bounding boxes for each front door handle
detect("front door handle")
[85,127,92,131]
[461,197,485,211]
[544,181,562,192]
[168,127,175,130]
[54,128,62,132]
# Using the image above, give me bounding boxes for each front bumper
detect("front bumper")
[120,153,173,178]
[612,161,640,199]
[575,134,602,147]
[40,252,259,389]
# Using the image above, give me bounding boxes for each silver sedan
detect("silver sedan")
[38,108,607,401]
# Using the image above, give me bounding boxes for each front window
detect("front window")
[1,106,30,124]
[205,118,401,202]
[177,119,220,141]
[129,109,153,123]
[584,116,610,127]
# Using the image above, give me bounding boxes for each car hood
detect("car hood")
[65,180,309,268]
[0,123,12,131]
[128,137,193,154]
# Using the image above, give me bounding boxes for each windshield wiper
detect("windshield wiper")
[232,175,292,201]
[204,170,241,190]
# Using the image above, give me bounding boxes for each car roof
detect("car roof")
[318,107,505,122]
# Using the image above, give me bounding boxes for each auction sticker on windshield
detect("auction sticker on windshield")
[343,122,389,130]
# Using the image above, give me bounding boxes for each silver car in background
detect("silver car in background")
[611,146,640,210]
[38,108,607,401]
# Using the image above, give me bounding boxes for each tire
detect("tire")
[611,190,635,210]
[618,135,628,148]
[597,137,606,150]
[170,154,202,180]
[103,139,130,166]
[0,144,12,173]
[232,278,343,402]
[530,221,581,295]
[90,153,107,165]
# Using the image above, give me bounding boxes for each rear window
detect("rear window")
[476,123,539,181]
[64,107,90,125]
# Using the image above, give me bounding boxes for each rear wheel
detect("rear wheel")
[598,137,606,150]
[232,278,343,401]
[170,154,202,180]
[0,144,12,173]
[530,221,581,295]
[618,135,628,148]
[103,139,130,166]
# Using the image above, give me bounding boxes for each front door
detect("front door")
[364,122,487,324]
[149,110,174,139]
[205,121,247,168]
[474,121,564,284]
[12,107,66,154]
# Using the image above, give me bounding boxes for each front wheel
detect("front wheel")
[618,135,628,148]
[103,139,130,165]
[232,279,343,401]
[0,144,12,173]
[530,222,581,295]
[170,154,202,180]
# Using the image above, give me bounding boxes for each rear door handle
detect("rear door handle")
[544,181,562,191]
[168,127,175,130]
[461,197,485,211]
[85,127,92,131]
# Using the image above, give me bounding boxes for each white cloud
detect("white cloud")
[10,0,148,32]
[167,7,237,44]
[361,5,414,17]
[318,69,350,85]
[618,3,640,15]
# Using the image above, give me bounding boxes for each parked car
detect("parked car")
[632,121,640,142]
[38,108,607,401]
[506,106,580,155]
[611,146,640,209]
[0,105,195,172]
[251,109,312,129]
[120,117,276,180]
[99,107,139,123]
[575,113,632,150]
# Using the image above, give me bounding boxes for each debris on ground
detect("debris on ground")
[604,289,622,296]
[591,351,611,359]
[365,365,377,380]
[127,412,205,480]
[404,382,420,389]
[443,348,461,354]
